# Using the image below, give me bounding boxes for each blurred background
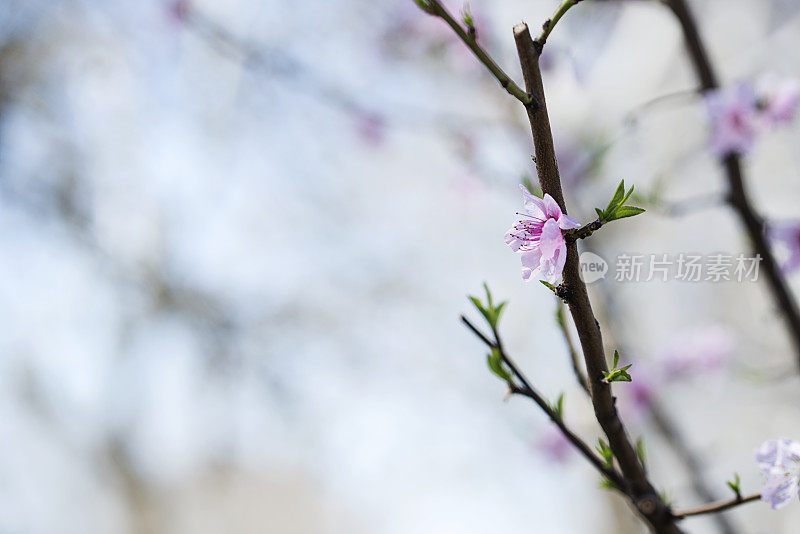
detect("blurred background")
[2,0,800,532]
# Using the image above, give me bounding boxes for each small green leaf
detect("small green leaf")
[540,280,556,291]
[461,3,474,30]
[605,180,626,212]
[468,296,484,312]
[612,206,646,220]
[595,207,605,220]
[602,365,632,383]
[596,438,614,468]
[599,477,617,490]
[487,348,512,383]
[621,184,635,206]
[413,0,437,14]
[483,282,493,308]
[727,473,741,497]
[550,392,565,419]
[469,295,494,327]
[603,352,632,383]
[493,301,507,326]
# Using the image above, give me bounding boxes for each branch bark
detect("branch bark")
[664,0,800,370]
[512,22,682,533]
[672,493,760,520]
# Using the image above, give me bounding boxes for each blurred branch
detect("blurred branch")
[672,493,760,520]
[556,302,589,393]
[460,315,625,489]
[419,0,536,107]
[511,22,680,532]
[663,0,800,371]
[184,5,509,136]
[622,88,699,126]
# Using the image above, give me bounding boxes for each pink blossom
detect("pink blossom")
[768,221,800,274]
[354,112,387,145]
[658,326,734,380]
[756,439,800,509]
[756,75,800,127]
[705,83,758,157]
[536,425,573,464]
[618,367,658,421]
[504,186,580,284]
[167,0,190,23]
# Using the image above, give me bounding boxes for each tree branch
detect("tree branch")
[663,0,800,370]
[564,219,603,242]
[420,0,536,107]
[537,0,583,49]
[512,22,681,533]
[460,315,625,489]
[672,493,761,520]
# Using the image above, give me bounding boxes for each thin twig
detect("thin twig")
[664,0,800,371]
[672,493,761,520]
[657,192,724,217]
[421,0,536,107]
[460,315,626,489]
[556,302,589,393]
[537,0,583,48]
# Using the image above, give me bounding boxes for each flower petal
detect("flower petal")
[761,472,799,510]
[520,248,543,281]
[538,218,564,259]
[542,193,563,220]
[558,214,581,230]
[520,184,546,219]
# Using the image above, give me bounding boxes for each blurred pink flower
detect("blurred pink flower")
[658,326,734,380]
[354,112,387,145]
[504,186,580,284]
[705,83,757,157]
[168,0,190,23]
[381,3,494,73]
[756,75,800,127]
[768,221,800,274]
[756,439,800,510]
[617,367,658,421]
[536,425,572,464]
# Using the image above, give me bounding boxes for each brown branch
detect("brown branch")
[664,0,800,370]
[564,219,603,242]
[421,0,536,107]
[512,22,682,533]
[672,493,760,520]
[460,315,625,489]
